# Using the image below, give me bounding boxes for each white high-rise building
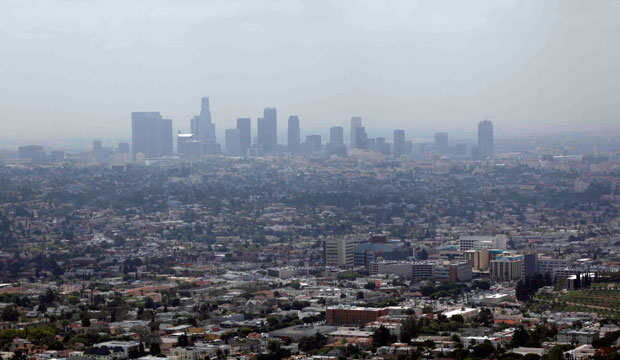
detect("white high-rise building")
[459,235,508,251]
[323,238,355,267]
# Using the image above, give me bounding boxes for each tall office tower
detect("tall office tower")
[225,129,242,156]
[404,141,412,155]
[236,118,251,155]
[50,150,65,163]
[258,107,277,152]
[199,97,216,144]
[366,138,376,152]
[376,137,389,156]
[306,135,321,152]
[355,126,367,149]
[393,129,405,157]
[132,112,162,159]
[330,126,344,145]
[434,132,448,152]
[350,116,362,148]
[92,140,105,163]
[177,133,195,155]
[257,117,265,150]
[477,119,494,159]
[158,119,173,156]
[190,115,200,139]
[118,142,130,154]
[18,145,46,163]
[287,115,300,153]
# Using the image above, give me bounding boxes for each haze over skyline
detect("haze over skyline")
[1,0,620,142]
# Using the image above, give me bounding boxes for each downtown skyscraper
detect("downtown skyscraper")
[393,129,405,157]
[434,132,448,153]
[287,115,300,153]
[198,97,216,144]
[478,120,494,159]
[330,126,344,145]
[225,128,242,156]
[131,112,172,159]
[258,107,277,152]
[236,118,251,156]
[350,116,362,148]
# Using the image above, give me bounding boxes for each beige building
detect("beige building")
[324,238,355,267]
[465,248,490,271]
[490,257,522,281]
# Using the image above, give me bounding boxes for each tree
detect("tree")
[372,326,392,347]
[476,308,494,327]
[401,316,420,339]
[80,312,91,327]
[364,282,376,290]
[451,314,464,323]
[10,350,27,360]
[178,334,189,348]
[472,280,491,291]
[473,341,495,358]
[542,346,564,360]
[299,333,326,353]
[144,297,155,309]
[400,330,411,344]
[1,306,19,322]
[511,327,530,348]
[150,342,161,355]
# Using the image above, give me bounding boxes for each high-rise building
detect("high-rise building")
[236,118,251,155]
[118,142,130,154]
[199,97,216,144]
[491,257,522,281]
[404,141,412,156]
[132,112,162,159]
[287,115,300,153]
[330,126,343,145]
[477,120,494,159]
[50,150,65,163]
[190,116,200,139]
[225,129,242,156]
[258,107,277,152]
[350,116,362,148]
[131,112,173,159]
[306,135,321,152]
[434,132,448,152]
[19,145,46,163]
[393,129,405,157]
[523,253,538,277]
[177,133,195,155]
[464,248,490,271]
[376,138,390,156]
[366,138,376,152]
[323,238,355,267]
[92,140,106,163]
[355,126,367,150]
[158,119,173,156]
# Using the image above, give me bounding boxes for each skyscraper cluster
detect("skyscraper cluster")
[131,95,494,161]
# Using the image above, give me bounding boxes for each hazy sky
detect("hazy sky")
[1,0,620,143]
